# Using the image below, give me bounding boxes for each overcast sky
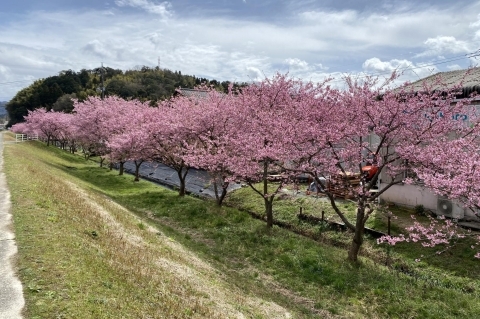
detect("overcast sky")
[1,0,480,100]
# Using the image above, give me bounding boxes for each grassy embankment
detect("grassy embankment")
[4,133,480,318]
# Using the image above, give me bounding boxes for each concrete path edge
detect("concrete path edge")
[0,132,25,319]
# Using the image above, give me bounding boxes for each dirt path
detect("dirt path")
[0,132,24,319]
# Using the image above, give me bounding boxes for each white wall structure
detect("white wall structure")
[379,182,480,221]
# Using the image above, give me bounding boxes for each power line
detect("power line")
[0,80,35,86]
[328,50,480,84]
[1,50,479,93]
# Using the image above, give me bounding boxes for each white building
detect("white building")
[379,68,480,224]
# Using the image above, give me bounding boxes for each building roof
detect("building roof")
[173,88,210,99]
[401,67,480,97]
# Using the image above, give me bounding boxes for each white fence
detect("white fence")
[15,134,38,143]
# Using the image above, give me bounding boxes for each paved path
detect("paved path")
[0,133,24,319]
[123,161,241,197]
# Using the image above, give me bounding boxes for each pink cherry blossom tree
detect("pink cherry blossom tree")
[105,103,156,180]
[21,108,65,146]
[10,122,38,136]
[51,112,77,153]
[315,73,476,261]
[265,70,479,262]
[73,96,155,177]
[144,98,195,196]
[219,74,329,227]
[72,97,112,165]
[181,86,238,206]
[15,70,480,263]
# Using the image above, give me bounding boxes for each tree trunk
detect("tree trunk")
[265,198,273,228]
[176,166,189,197]
[263,160,274,228]
[100,157,105,168]
[348,206,366,262]
[134,161,143,182]
[213,179,228,206]
[119,162,125,175]
[178,183,186,196]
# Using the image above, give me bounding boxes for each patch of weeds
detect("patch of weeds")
[88,295,108,305]
[47,211,58,223]
[28,282,42,293]
[414,204,426,216]
[317,220,330,233]
[44,290,57,299]
[278,254,296,269]
[232,212,248,223]
[84,230,99,239]
[102,281,113,289]
[212,218,228,228]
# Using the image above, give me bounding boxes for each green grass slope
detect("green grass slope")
[4,135,480,318]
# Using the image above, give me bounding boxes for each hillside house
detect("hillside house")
[378,68,480,225]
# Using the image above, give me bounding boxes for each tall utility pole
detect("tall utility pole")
[100,62,105,100]
[95,63,106,100]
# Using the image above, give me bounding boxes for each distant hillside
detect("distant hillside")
[0,101,7,116]
[6,67,244,127]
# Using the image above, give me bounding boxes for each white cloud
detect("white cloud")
[246,67,263,82]
[469,13,480,28]
[0,63,36,101]
[82,40,112,59]
[281,58,330,82]
[296,8,475,51]
[284,58,309,71]
[362,57,439,84]
[2,1,480,100]
[415,36,471,57]
[114,0,172,17]
[363,58,413,73]
[447,64,463,70]
[0,64,9,77]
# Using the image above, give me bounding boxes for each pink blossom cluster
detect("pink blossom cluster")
[378,214,479,258]
[13,70,480,260]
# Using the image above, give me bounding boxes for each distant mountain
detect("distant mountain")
[0,101,7,116]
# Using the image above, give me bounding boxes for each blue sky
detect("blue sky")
[1,0,480,100]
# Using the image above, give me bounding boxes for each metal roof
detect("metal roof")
[401,68,480,97]
[174,88,210,99]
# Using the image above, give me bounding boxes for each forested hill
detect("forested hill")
[6,66,240,127]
